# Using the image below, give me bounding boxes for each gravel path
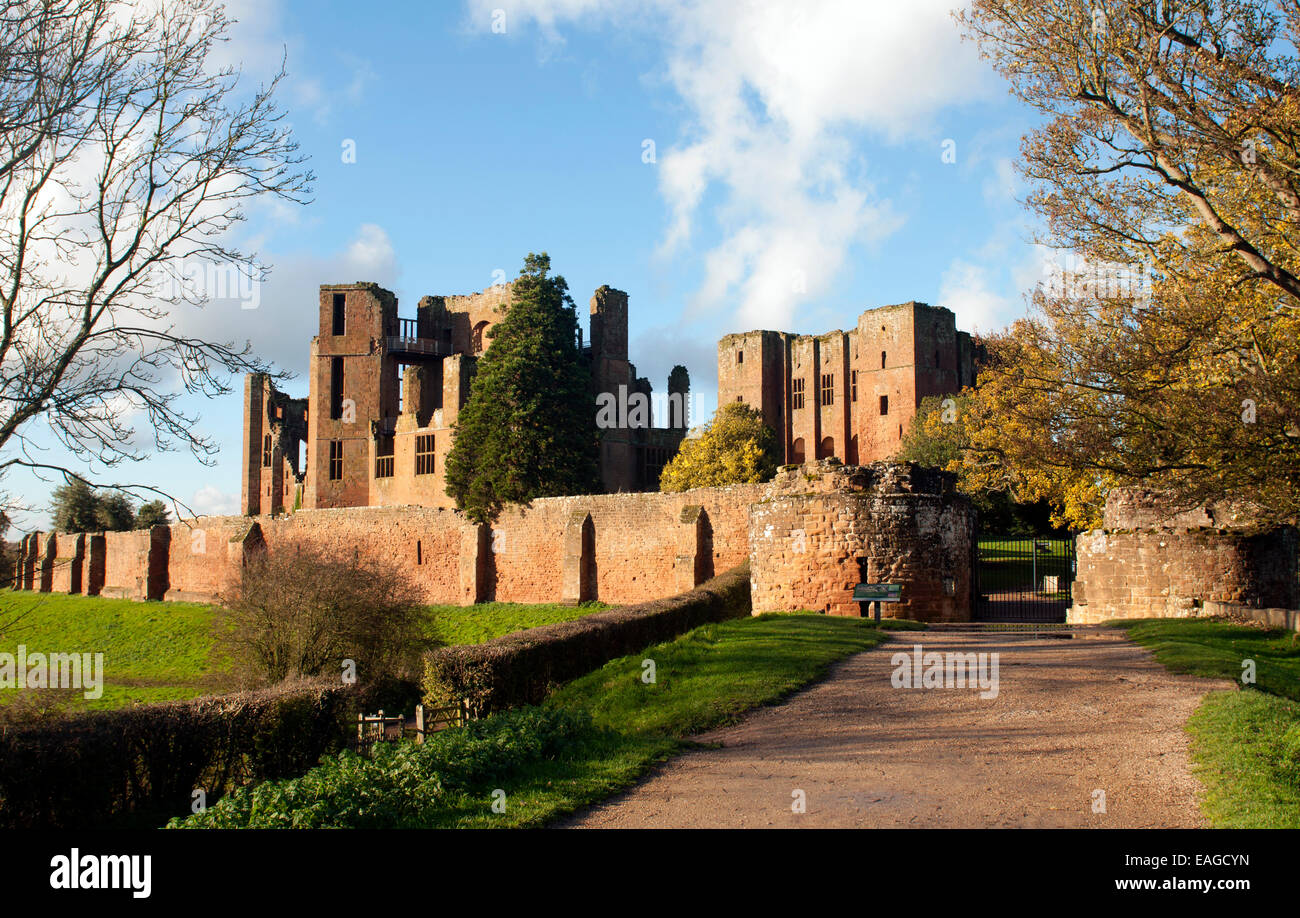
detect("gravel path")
[562,629,1231,828]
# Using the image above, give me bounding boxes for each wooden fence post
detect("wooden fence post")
[415,704,425,744]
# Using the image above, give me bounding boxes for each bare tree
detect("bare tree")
[0,0,312,519]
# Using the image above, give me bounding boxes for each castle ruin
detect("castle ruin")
[242,281,689,516]
[718,301,979,464]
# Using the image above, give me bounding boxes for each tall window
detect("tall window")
[879,395,889,416]
[737,349,744,365]
[791,378,805,410]
[881,350,887,369]
[415,434,436,475]
[820,373,834,406]
[329,357,344,420]
[375,435,394,478]
[262,433,272,467]
[328,440,343,480]
[332,292,346,336]
[851,370,858,402]
[472,321,489,355]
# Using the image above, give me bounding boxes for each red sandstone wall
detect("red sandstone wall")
[47,481,764,608]
[1070,528,1298,623]
[487,484,761,604]
[749,462,974,621]
[100,529,156,600]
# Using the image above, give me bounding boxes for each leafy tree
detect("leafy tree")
[898,395,1076,534]
[135,500,172,529]
[50,479,139,531]
[50,479,102,532]
[955,0,1300,525]
[445,253,599,524]
[96,492,136,531]
[660,402,779,492]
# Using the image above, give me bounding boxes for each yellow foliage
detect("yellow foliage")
[659,403,779,492]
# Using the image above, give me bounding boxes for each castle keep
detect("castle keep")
[242,281,689,516]
[718,301,978,464]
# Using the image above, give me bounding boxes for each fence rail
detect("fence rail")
[355,702,474,755]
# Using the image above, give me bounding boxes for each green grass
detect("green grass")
[420,601,610,646]
[1185,690,1300,828]
[1116,617,1300,702]
[173,612,897,829]
[0,591,226,711]
[0,592,615,713]
[976,538,1074,595]
[1117,616,1300,827]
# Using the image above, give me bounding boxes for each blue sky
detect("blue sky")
[11,0,1049,531]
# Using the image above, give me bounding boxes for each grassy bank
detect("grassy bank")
[0,592,615,713]
[0,592,226,710]
[421,601,610,647]
[1117,617,1300,828]
[174,613,897,828]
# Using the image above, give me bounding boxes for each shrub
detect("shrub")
[422,564,751,715]
[0,678,360,828]
[170,706,594,829]
[220,540,428,687]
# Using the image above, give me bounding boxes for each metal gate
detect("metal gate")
[973,536,1075,623]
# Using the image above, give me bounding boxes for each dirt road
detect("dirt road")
[562,629,1230,828]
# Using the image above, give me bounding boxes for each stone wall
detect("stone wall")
[749,461,974,620]
[10,463,977,621]
[1070,489,1299,624]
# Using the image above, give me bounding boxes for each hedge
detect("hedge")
[423,563,752,715]
[0,677,416,829]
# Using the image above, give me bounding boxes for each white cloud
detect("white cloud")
[938,258,1017,333]
[467,0,991,330]
[190,484,239,518]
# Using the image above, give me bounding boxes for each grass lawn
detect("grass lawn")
[1117,617,1300,702]
[0,592,614,714]
[0,591,228,711]
[1117,616,1300,828]
[420,601,610,646]
[176,612,905,828]
[976,537,1075,596]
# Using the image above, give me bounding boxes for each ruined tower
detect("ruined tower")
[716,302,977,465]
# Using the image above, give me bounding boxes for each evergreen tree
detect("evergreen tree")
[50,479,101,532]
[445,253,599,524]
[136,500,172,529]
[96,492,136,531]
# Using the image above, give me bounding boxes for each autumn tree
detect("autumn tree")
[444,253,598,524]
[659,402,779,492]
[0,0,311,517]
[955,0,1300,524]
[899,394,1079,532]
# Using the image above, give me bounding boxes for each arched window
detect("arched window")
[472,321,489,355]
[262,433,272,467]
[819,436,835,460]
[791,438,805,464]
[848,435,859,465]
